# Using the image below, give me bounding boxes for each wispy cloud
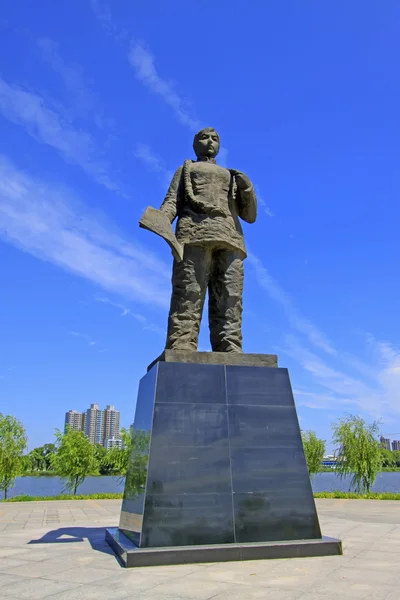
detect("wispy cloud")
[0,77,122,193]
[127,44,229,162]
[255,185,274,217]
[128,42,201,131]
[90,0,126,40]
[248,250,400,421]
[134,144,173,187]
[283,334,400,418]
[95,296,146,323]
[37,38,116,133]
[95,296,166,337]
[37,38,94,115]
[69,330,107,352]
[247,251,336,355]
[0,155,170,307]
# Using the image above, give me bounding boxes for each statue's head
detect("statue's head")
[193,127,220,159]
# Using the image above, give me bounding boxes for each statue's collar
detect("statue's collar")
[196,157,217,164]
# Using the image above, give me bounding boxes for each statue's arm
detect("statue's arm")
[159,166,183,223]
[232,171,257,223]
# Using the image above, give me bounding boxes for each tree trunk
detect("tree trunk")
[4,486,8,500]
[74,477,78,496]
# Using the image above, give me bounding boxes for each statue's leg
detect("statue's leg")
[165,244,211,351]
[208,250,244,352]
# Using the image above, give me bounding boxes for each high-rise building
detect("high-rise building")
[380,436,391,451]
[64,404,121,445]
[392,440,400,451]
[85,403,103,444]
[104,405,120,444]
[64,410,85,432]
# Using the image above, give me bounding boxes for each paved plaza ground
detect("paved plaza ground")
[0,498,399,599]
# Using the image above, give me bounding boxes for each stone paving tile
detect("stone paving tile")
[2,577,82,599]
[212,589,303,600]
[343,555,400,574]
[141,579,249,600]
[42,584,133,599]
[181,565,318,590]
[0,557,34,571]
[3,559,75,579]
[0,573,24,589]
[90,570,182,592]
[297,595,344,600]
[0,548,22,559]
[0,499,400,600]
[312,570,394,599]
[44,565,119,583]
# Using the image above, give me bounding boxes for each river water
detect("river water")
[5,472,400,500]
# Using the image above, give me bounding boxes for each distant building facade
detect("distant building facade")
[64,410,85,433]
[64,404,121,446]
[104,405,120,445]
[392,440,400,451]
[104,437,123,450]
[380,436,391,451]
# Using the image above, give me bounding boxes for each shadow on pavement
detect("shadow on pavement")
[28,526,115,556]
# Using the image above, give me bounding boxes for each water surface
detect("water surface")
[5,471,400,500]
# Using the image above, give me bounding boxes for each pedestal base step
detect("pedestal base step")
[147,350,278,371]
[106,528,342,568]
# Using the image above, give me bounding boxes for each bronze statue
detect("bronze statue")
[140,127,257,352]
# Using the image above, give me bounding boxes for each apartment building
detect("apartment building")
[64,410,86,432]
[64,404,120,446]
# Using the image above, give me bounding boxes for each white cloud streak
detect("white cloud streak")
[0,77,122,193]
[0,155,170,307]
[128,42,201,131]
[37,38,94,115]
[247,251,336,355]
[90,0,126,40]
[283,334,400,418]
[95,296,166,337]
[68,330,107,353]
[134,144,174,188]
[255,185,274,217]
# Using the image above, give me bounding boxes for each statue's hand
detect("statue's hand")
[231,170,252,190]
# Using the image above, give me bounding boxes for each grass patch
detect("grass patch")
[4,491,400,502]
[3,493,124,502]
[314,491,400,500]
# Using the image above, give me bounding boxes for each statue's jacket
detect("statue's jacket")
[159,159,257,259]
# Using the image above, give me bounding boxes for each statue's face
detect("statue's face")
[194,129,220,159]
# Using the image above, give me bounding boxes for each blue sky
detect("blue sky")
[1,1,400,451]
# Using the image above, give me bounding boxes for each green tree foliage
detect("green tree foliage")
[103,427,132,476]
[92,444,109,474]
[104,427,150,495]
[392,450,400,468]
[123,429,150,497]
[51,427,97,495]
[0,413,28,499]
[26,443,57,473]
[332,414,383,493]
[301,430,326,478]
[381,448,395,468]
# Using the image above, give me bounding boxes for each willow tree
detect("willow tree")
[332,414,382,493]
[301,430,326,479]
[52,427,97,495]
[0,414,27,499]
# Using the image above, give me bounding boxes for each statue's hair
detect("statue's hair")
[192,127,220,154]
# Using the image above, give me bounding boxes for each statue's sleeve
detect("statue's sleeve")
[237,180,257,223]
[159,166,183,223]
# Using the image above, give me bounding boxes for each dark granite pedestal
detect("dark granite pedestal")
[106,355,342,567]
